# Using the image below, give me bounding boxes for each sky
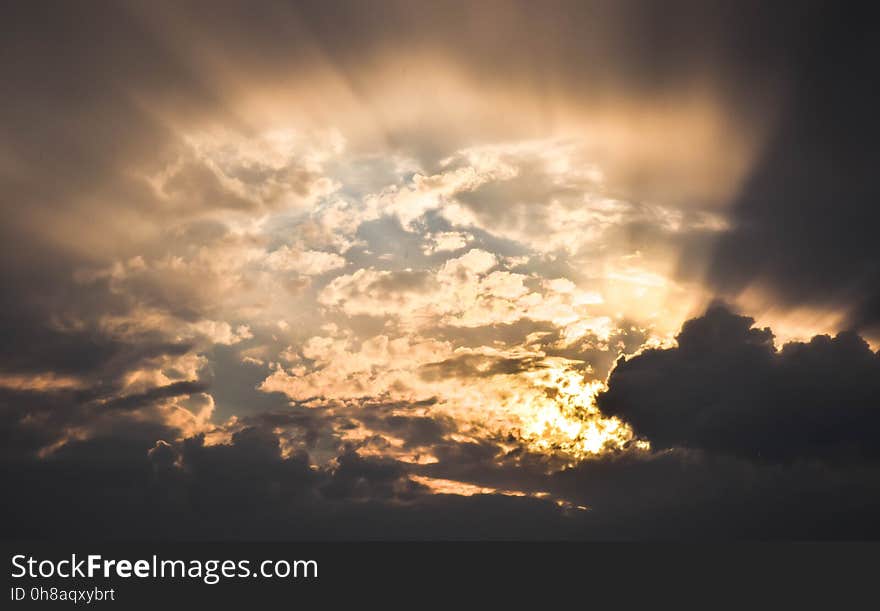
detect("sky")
[2,0,879,539]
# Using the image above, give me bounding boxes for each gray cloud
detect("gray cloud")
[707,4,880,333]
[598,304,880,461]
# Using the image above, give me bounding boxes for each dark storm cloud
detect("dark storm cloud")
[8,416,880,540]
[0,375,206,464]
[551,450,880,539]
[0,422,588,540]
[0,250,195,377]
[0,380,186,464]
[0,263,211,458]
[598,304,880,461]
[320,450,423,502]
[707,4,880,331]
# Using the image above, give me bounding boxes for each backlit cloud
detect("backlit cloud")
[2,0,878,539]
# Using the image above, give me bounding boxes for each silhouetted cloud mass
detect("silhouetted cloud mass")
[599,305,880,461]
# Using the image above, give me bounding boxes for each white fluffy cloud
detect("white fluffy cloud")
[319,248,607,336]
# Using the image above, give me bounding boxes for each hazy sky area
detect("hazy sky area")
[2,1,879,539]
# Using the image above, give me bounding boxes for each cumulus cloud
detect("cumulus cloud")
[319,249,612,334]
[598,304,880,461]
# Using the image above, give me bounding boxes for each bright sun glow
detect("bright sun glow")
[517,366,648,458]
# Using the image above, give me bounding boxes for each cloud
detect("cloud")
[101,380,211,412]
[707,5,880,334]
[6,414,880,540]
[264,247,347,275]
[259,332,451,403]
[0,420,590,539]
[598,304,880,461]
[319,249,612,334]
[149,129,343,216]
[2,1,877,541]
[419,353,544,381]
[422,231,471,255]
[260,330,638,460]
